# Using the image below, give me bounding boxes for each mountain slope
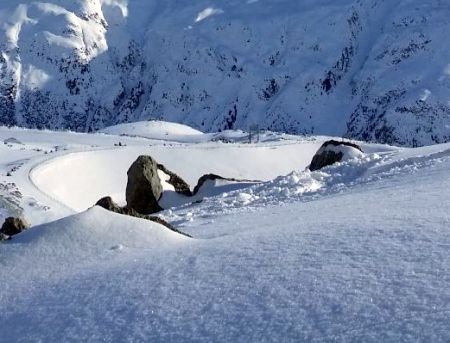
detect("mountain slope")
[0,0,449,146]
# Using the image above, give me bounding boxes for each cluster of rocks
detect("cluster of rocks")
[1,141,361,242]
[97,154,251,236]
[0,217,29,241]
[123,155,248,215]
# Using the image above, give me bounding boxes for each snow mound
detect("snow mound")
[164,153,380,226]
[1,206,190,278]
[99,120,204,141]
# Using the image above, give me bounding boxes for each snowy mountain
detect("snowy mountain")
[1,0,450,146]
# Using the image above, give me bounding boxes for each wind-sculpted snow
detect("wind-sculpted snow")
[2,134,450,341]
[165,145,450,233]
[1,0,450,146]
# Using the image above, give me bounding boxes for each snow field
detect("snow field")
[1,122,450,341]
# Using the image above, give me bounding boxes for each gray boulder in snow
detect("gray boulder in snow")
[0,217,30,236]
[309,140,363,171]
[126,156,163,214]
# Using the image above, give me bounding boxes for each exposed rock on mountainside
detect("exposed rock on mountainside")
[0,0,449,146]
[309,140,363,171]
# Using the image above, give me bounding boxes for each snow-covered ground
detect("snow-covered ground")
[1,121,449,341]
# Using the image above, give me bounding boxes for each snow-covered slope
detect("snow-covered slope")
[1,123,450,341]
[1,0,449,146]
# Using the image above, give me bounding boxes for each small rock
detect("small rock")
[0,217,30,236]
[193,174,258,195]
[309,140,363,171]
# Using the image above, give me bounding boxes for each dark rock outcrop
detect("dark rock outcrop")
[95,196,191,238]
[157,163,192,196]
[0,217,29,236]
[126,155,163,214]
[309,140,363,171]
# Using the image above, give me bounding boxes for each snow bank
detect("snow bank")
[99,120,204,141]
[1,206,189,278]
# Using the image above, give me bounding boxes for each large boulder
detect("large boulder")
[309,140,363,171]
[95,196,191,237]
[126,155,163,214]
[0,217,30,236]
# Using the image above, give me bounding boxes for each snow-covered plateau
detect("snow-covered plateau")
[1,0,450,146]
[0,121,450,341]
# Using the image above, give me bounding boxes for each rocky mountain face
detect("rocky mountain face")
[0,0,449,146]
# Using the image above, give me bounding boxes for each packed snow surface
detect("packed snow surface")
[1,121,449,341]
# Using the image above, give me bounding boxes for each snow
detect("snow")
[195,8,224,23]
[99,120,204,141]
[1,122,450,341]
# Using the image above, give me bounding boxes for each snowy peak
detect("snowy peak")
[1,0,450,146]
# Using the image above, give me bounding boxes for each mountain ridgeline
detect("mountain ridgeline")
[0,0,449,146]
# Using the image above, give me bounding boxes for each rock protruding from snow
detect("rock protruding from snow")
[309,140,363,171]
[157,164,192,196]
[95,196,191,238]
[193,174,258,196]
[0,217,30,237]
[126,156,163,214]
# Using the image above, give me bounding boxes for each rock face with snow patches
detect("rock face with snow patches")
[0,0,450,146]
[126,156,163,214]
[309,140,363,171]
